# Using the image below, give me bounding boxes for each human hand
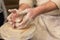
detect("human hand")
[7,9,23,27]
[15,8,36,29]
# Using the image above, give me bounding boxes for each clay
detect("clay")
[0,22,36,40]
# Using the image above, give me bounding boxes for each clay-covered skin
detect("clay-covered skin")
[7,9,29,29]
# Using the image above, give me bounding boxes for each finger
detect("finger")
[10,13,20,22]
[15,16,32,29]
[8,9,18,14]
[19,18,28,26]
[15,23,26,29]
[7,13,13,21]
[7,13,17,22]
[8,21,13,25]
[15,20,30,29]
[15,18,29,29]
[8,12,18,22]
[7,9,20,25]
[16,16,32,29]
[8,21,16,28]
[15,11,29,26]
[15,21,27,29]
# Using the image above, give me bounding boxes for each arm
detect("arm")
[19,0,34,11]
[31,1,58,18]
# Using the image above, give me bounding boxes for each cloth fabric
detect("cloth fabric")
[31,15,60,40]
[0,22,36,40]
[0,0,7,22]
[19,0,60,40]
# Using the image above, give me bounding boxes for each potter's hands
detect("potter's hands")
[7,9,30,27]
[7,8,36,29]
[7,9,23,26]
[15,8,36,29]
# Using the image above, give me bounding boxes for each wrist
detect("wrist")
[34,7,42,14]
[30,8,40,19]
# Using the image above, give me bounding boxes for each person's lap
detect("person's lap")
[30,15,60,40]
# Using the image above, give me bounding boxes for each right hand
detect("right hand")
[15,8,35,29]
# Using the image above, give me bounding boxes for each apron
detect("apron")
[31,0,60,40]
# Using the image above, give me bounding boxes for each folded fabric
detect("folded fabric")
[0,22,36,40]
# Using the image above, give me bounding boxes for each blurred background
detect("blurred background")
[0,0,19,40]
[4,0,19,15]
[4,0,19,11]
[0,0,19,26]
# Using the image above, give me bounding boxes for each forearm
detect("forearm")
[33,1,58,17]
[19,3,31,11]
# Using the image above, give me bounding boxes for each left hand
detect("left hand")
[7,9,23,27]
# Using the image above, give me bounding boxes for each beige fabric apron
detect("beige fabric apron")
[31,15,60,40]
[30,0,60,40]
